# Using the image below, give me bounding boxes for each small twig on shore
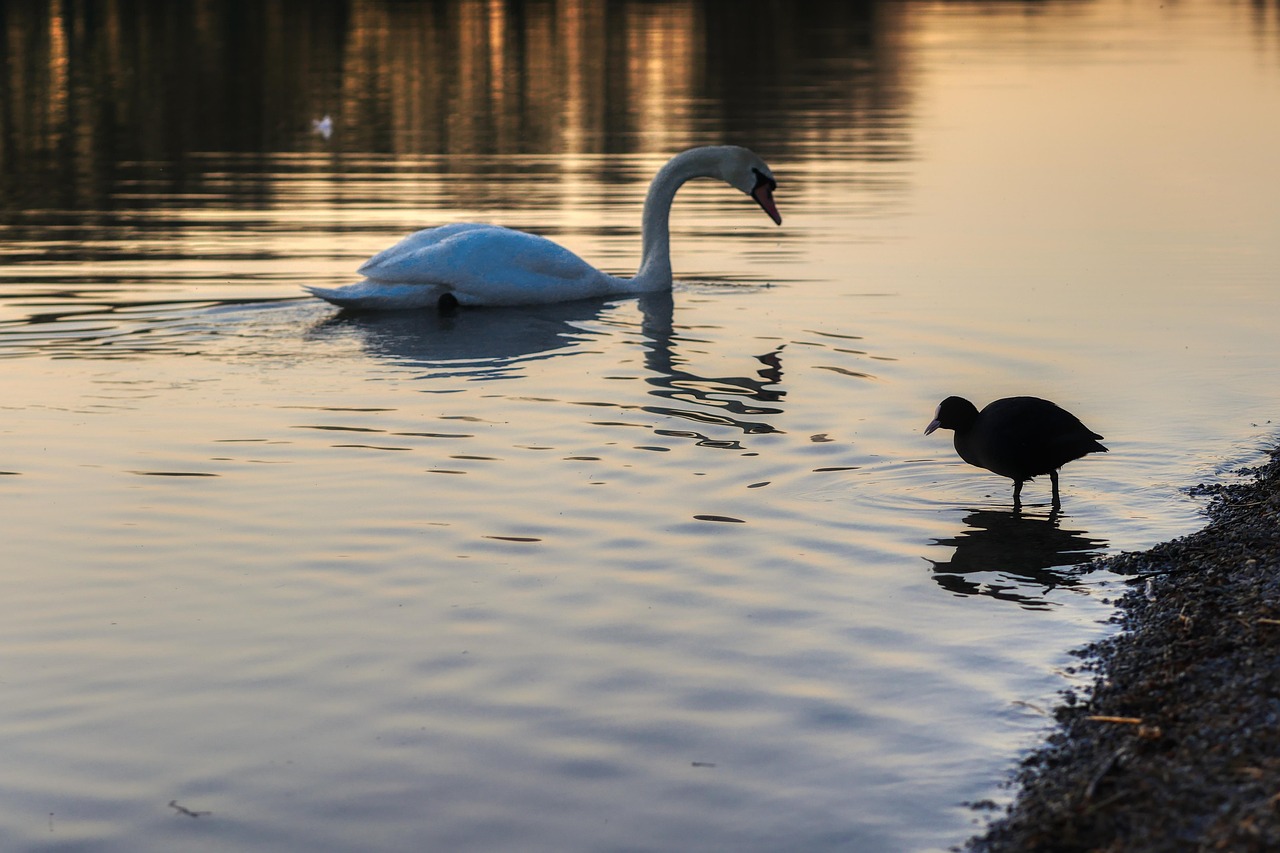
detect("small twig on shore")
[1083,746,1127,801]
[1085,788,1132,814]
[1085,715,1144,725]
[1122,568,1184,582]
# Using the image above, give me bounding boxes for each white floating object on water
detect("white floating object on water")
[311,115,333,139]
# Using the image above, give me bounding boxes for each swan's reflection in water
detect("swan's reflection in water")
[308,291,788,443]
[307,297,608,378]
[636,292,785,445]
[926,508,1109,609]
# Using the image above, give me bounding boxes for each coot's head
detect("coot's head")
[924,396,980,435]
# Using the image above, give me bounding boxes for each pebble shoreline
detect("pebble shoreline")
[969,445,1280,852]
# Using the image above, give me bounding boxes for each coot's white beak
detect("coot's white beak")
[924,418,941,436]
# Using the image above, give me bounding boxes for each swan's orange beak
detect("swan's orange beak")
[751,171,782,225]
[753,185,782,225]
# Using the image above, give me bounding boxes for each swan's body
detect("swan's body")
[306,146,780,311]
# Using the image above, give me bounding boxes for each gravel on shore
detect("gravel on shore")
[969,445,1280,852]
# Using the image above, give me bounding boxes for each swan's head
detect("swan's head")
[714,146,782,226]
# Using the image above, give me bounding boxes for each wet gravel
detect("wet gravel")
[969,445,1280,852]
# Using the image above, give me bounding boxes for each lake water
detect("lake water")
[2,1,1278,850]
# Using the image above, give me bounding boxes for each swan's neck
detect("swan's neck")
[626,149,721,292]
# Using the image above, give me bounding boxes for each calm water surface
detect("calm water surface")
[2,1,1279,851]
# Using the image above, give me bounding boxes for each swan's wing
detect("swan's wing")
[357,223,616,305]
[356,223,492,278]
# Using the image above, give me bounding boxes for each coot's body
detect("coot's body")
[925,396,1107,507]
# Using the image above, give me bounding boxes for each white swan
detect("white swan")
[305,145,781,311]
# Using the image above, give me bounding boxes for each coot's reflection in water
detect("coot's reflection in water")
[926,509,1109,609]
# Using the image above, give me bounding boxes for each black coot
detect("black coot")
[925,396,1107,507]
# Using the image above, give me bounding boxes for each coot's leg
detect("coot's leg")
[1050,469,1061,509]
[1013,479,1023,511]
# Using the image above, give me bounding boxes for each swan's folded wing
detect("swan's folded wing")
[358,224,612,304]
[357,223,499,282]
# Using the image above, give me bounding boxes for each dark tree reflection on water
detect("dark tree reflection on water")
[0,0,910,211]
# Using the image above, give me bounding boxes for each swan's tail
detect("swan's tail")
[305,281,446,311]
